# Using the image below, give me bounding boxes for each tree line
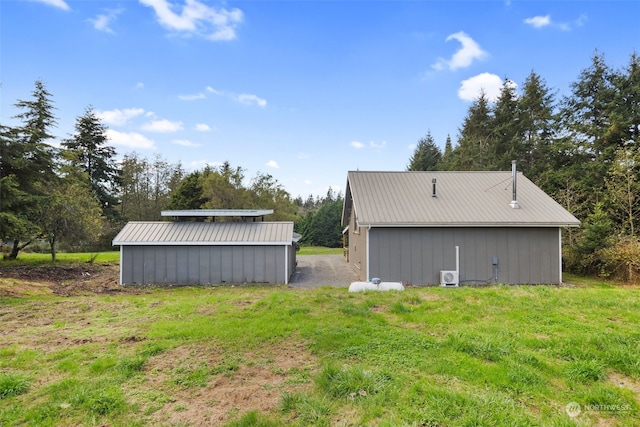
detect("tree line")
[0,83,343,260]
[408,51,640,281]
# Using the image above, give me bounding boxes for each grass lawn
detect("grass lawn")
[1,251,120,266]
[0,261,639,425]
[297,246,343,255]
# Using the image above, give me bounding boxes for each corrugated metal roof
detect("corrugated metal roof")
[113,221,295,246]
[161,209,274,217]
[343,171,580,227]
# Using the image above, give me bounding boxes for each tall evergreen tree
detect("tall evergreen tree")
[560,51,618,207]
[62,106,121,221]
[451,91,493,170]
[489,79,520,170]
[517,71,557,181]
[407,131,442,171]
[438,135,455,170]
[3,80,58,259]
[610,52,640,147]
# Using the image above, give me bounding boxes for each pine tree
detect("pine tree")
[4,80,58,259]
[62,106,121,221]
[451,91,493,170]
[517,71,557,180]
[407,131,442,171]
[489,79,520,170]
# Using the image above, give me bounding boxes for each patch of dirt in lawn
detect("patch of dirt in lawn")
[609,372,640,402]
[0,264,148,297]
[146,340,317,426]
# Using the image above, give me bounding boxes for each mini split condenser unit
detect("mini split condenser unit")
[440,270,459,287]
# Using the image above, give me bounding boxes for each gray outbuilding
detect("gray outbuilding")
[113,210,298,285]
[341,169,580,285]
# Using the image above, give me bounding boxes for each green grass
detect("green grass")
[0,279,639,426]
[296,246,343,255]
[1,251,120,266]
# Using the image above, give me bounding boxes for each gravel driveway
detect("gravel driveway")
[289,254,360,288]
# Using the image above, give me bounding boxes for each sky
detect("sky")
[1,0,638,199]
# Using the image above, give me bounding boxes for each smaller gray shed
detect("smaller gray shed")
[113,220,298,285]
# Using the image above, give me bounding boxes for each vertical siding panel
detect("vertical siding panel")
[155,247,166,284]
[143,248,156,284]
[254,246,265,283]
[516,229,529,284]
[188,247,199,284]
[431,229,444,285]
[265,248,276,283]
[166,247,178,283]
[199,247,208,284]
[232,247,244,282]
[210,248,221,283]
[496,228,508,284]
[221,248,232,283]
[400,229,413,285]
[243,246,256,283]
[176,246,188,284]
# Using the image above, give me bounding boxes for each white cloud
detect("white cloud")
[458,73,504,102]
[135,82,145,89]
[206,86,222,95]
[351,141,365,149]
[139,0,243,41]
[107,129,155,149]
[524,15,551,29]
[195,123,211,131]
[266,160,280,169]
[97,108,145,126]
[524,14,588,31]
[178,92,206,101]
[304,180,312,185]
[173,139,201,147]
[141,119,184,132]
[432,31,487,71]
[369,140,387,150]
[237,94,267,108]
[89,9,122,33]
[31,0,70,11]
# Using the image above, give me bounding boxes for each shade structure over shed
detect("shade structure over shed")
[342,171,580,285]
[113,221,297,285]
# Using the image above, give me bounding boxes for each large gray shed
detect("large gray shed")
[113,216,297,285]
[341,170,580,285]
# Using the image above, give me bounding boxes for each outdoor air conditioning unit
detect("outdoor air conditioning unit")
[440,270,459,287]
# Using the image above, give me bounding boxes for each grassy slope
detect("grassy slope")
[1,280,639,426]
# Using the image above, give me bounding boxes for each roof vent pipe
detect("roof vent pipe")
[432,178,437,198]
[510,160,520,209]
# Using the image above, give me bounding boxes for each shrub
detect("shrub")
[600,236,640,283]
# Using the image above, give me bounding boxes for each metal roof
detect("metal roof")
[113,221,295,246]
[161,209,274,218]
[342,171,580,227]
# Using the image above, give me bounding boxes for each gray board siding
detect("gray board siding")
[368,227,560,285]
[121,244,290,285]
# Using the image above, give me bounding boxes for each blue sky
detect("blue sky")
[1,0,638,199]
